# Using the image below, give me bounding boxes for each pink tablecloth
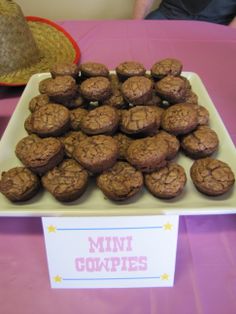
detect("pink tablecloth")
[0,20,236,314]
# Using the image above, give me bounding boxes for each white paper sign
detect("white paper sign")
[42,215,179,289]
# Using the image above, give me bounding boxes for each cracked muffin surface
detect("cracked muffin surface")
[190,157,235,196]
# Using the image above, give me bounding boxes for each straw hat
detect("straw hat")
[0,0,80,86]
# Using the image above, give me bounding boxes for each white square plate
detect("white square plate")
[0,72,235,216]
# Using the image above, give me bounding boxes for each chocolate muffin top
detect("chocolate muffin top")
[155,131,180,160]
[181,126,219,159]
[29,94,50,112]
[161,103,198,135]
[113,133,133,160]
[80,105,119,135]
[151,58,183,80]
[120,105,161,136]
[145,163,186,199]
[42,159,89,202]
[155,76,188,103]
[70,107,88,131]
[97,161,143,201]
[190,157,235,196]
[126,136,168,172]
[185,104,209,126]
[29,103,70,137]
[73,135,118,173]
[121,76,153,105]
[15,135,64,174]
[59,131,87,158]
[79,62,109,77]
[0,167,40,202]
[50,62,79,79]
[42,75,77,98]
[80,76,112,101]
[116,61,146,79]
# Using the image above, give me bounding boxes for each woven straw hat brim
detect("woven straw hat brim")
[0,16,80,86]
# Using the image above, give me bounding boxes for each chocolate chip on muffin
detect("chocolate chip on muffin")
[155,130,180,160]
[190,157,235,196]
[120,105,161,137]
[113,133,133,160]
[15,135,64,175]
[80,105,119,135]
[151,58,183,80]
[161,103,198,135]
[29,94,50,112]
[181,126,219,159]
[145,163,187,199]
[0,167,40,202]
[73,135,118,174]
[28,103,70,137]
[97,161,143,201]
[42,159,89,202]
[155,76,188,104]
[79,62,109,78]
[80,76,112,101]
[126,136,168,173]
[42,75,78,104]
[121,76,153,105]
[116,61,146,81]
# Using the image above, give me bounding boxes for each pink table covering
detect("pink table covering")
[0,20,236,314]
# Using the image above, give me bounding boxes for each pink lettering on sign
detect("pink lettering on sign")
[75,256,148,272]
[88,236,133,253]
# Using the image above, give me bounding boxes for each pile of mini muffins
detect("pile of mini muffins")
[0,58,235,203]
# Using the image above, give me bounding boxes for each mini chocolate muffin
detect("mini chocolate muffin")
[145,163,186,199]
[155,76,188,103]
[24,114,34,134]
[116,61,146,81]
[29,94,50,112]
[103,89,127,109]
[80,105,119,135]
[59,131,87,158]
[145,92,162,106]
[121,76,153,105]
[151,58,183,80]
[73,135,118,174]
[42,159,89,202]
[70,107,88,131]
[190,157,235,196]
[80,77,112,101]
[50,62,79,80]
[97,161,143,201]
[42,75,78,104]
[39,78,52,94]
[161,103,198,135]
[29,103,70,137]
[181,126,219,159]
[0,167,40,202]
[185,104,209,126]
[155,131,180,160]
[113,133,133,160]
[62,93,85,109]
[126,136,168,173]
[184,89,198,104]
[120,106,161,137]
[15,135,64,175]
[79,62,109,78]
